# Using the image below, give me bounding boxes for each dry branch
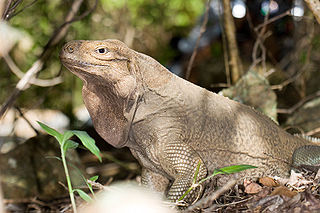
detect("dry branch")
[3,54,63,87]
[254,10,290,31]
[187,179,237,211]
[305,0,320,24]
[185,0,211,80]
[277,90,320,114]
[222,0,243,84]
[0,177,4,213]
[0,0,5,18]
[0,0,96,119]
[306,127,320,136]
[5,0,38,20]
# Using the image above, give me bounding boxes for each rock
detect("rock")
[220,70,278,122]
[0,108,69,139]
[0,135,84,199]
[79,183,176,213]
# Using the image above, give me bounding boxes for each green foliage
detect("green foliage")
[90,175,99,182]
[37,121,101,212]
[72,131,102,162]
[37,122,101,161]
[73,189,93,202]
[101,0,203,28]
[202,165,258,183]
[178,164,257,203]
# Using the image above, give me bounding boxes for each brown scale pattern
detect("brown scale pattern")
[164,142,207,204]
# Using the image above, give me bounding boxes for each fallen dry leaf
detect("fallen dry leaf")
[259,177,279,187]
[270,186,298,198]
[286,170,313,191]
[252,195,284,211]
[244,182,263,194]
[303,191,320,210]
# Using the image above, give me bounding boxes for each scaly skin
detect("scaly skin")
[60,39,320,205]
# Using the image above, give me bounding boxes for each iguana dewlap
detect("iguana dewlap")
[60,39,320,205]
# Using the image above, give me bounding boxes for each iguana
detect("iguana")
[60,39,320,205]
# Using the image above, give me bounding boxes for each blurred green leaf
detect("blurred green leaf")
[72,130,102,162]
[215,165,257,175]
[73,189,92,202]
[199,164,257,184]
[89,175,99,182]
[63,140,79,153]
[37,121,63,143]
[62,131,74,144]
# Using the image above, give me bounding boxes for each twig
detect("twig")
[246,8,279,72]
[1,0,15,20]
[254,10,291,31]
[0,0,94,119]
[4,197,48,206]
[222,0,243,83]
[187,179,237,211]
[42,0,98,52]
[0,0,6,18]
[218,2,231,86]
[15,107,39,135]
[271,69,303,90]
[277,90,320,114]
[210,83,230,88]
[87,180,109,191]
[185,0,211,80]
[250,1,282,74]
[222,31,231,86]
[3,54,63,87]
[216,196,253,208]
[306,127,320,136]
[252,3,271,74]
[58,181,69,192]
[304,0,320,24]
[5,0,38,20]
[0,177,4,213]
[272,22,314,92]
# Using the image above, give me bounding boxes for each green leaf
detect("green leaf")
[193,160,201,184]
[87,175,99,193]
[89,175,99,182]
[72,130,102,162]
[199,164,257,184]
[37,121,63,143]
[63,140,79,153]
[178,186,193,201]
[62,131,74,144]
[73,189,92,202]
[217,165,257,174]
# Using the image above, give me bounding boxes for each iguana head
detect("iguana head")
[60,39,138,97]
[60,39,172,148]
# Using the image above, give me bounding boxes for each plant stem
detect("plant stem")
[61,147,77,213]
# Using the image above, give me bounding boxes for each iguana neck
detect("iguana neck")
[82,82,130,148]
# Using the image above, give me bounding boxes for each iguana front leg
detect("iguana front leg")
[159,141,208,205]
[141,168,170,193]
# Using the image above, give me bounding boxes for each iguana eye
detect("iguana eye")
[96,48,108,54]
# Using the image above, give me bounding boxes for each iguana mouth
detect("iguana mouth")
[60,57,108,68]
[60,58,113,81]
